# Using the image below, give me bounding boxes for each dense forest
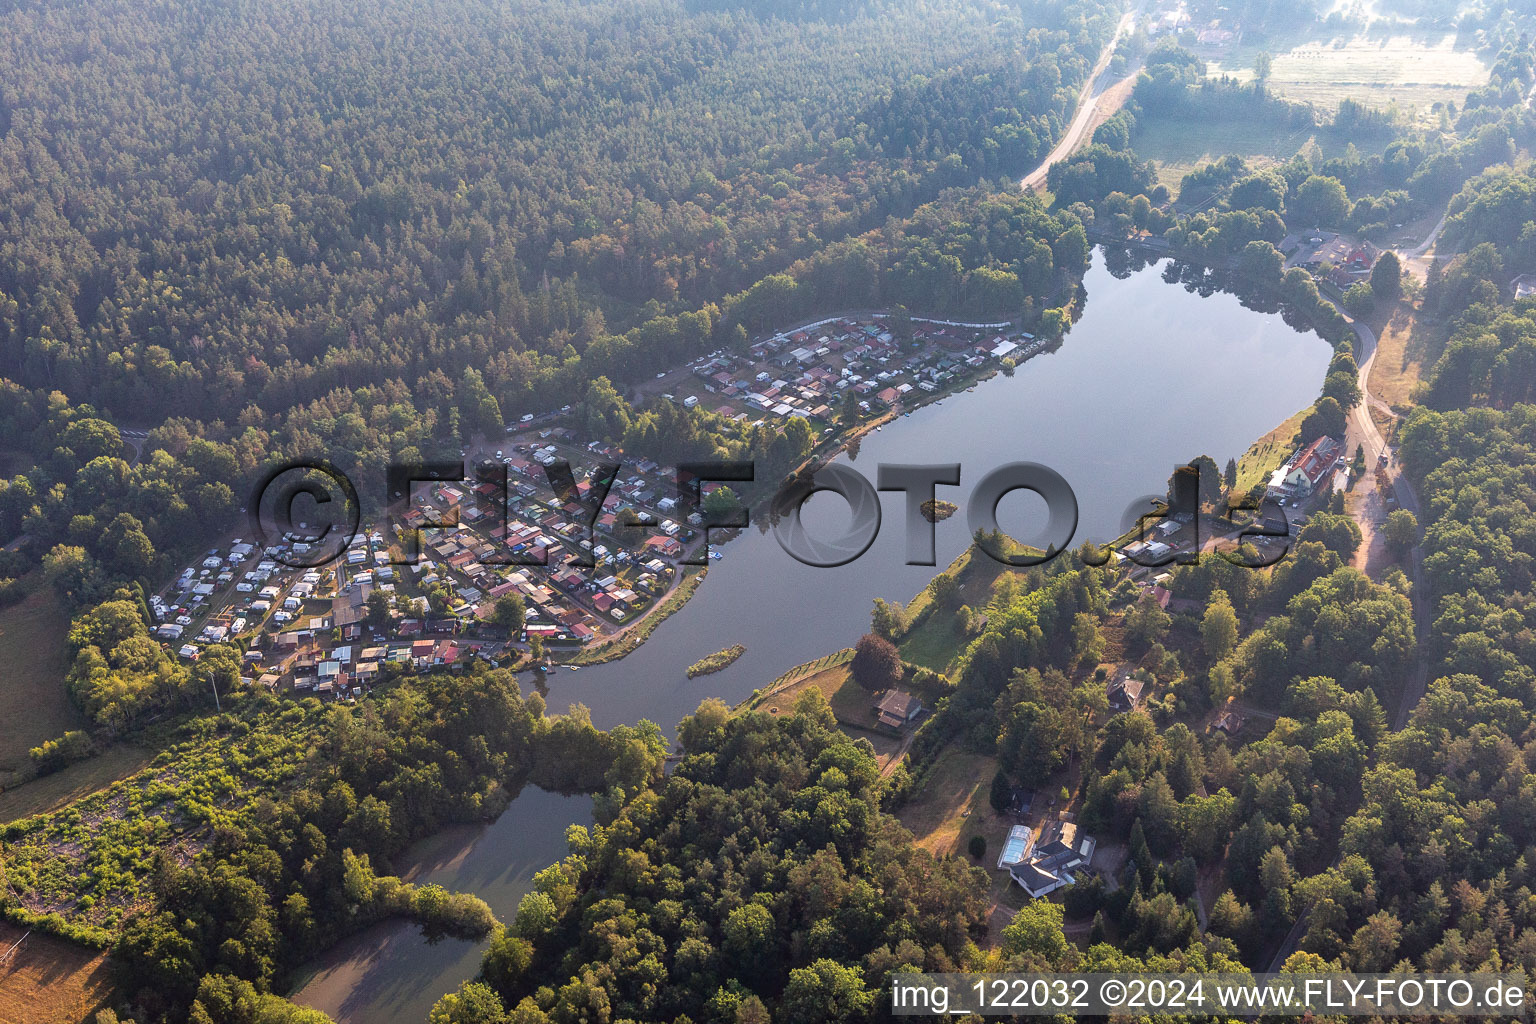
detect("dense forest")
[0,0,1116,743]
[0,0,1114,461]
[10,1,1536,1022]
[450,696,988,1024]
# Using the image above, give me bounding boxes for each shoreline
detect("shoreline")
[541,314,1061,669]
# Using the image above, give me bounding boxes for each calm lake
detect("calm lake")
[291,249,1332,1023]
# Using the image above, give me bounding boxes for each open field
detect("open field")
[899,614,966,674]
[898,746,998,858]
[1203,31,1489,119]
[1133,116,1390,191]
[900,548,1013,673]
[897,746,1032,945]
[1135,118,1318,189]
[765,663,867,723]
[0,744,154,825]
[1368,304,1428,414]
[0,922,114,1024]
[0,588,83,790]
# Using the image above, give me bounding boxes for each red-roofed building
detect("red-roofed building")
[643,535,683,557]
[1271,435,1342,497]
[1327,242,1382,287]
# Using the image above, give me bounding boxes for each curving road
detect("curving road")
[1020,6,1141,191]
[1394,208,1450,285]
[1339,311,1430,728]
[1398,210,1448,261]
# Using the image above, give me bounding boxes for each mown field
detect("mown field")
[1203,30,1489,119]
[0,921,114,1024]
[0,588,83,790]
[1133,116,1389,190]
[1368,303,1430,415]
[898,745,997,858]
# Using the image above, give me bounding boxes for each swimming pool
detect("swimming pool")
[997,824,1033,868]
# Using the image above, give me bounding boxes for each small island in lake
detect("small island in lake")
[921,499,958,523]
[688,644,746,677]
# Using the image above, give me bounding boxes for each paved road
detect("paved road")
[1020,6,1141,192]
[1398,210,1448,261]
[1339,310,1430,726]
[1395,209,1450,284]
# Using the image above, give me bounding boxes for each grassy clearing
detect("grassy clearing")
[0,921,114,1024]
[905,545,1009,621]
[899,543,1014,674]
[1368,304,1428,412]
[757,663,850,714]
[900,614,965,674]
[901,547,974,624]
[761,664,868,728]
[822,670,875,726]
[897,746,998,858]
[1204,31,1489,119]
[0,744,154,825]
[1134,118,1319,189]
[1133,115,1389,191]
[1233,406,1309,497]
[757,664,906,763]
[0,587,83,789]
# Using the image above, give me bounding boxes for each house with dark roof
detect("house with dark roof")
[873,690,923,731]
[1108,675,1145,712]
[1213,699,1247,736]
[1008,821,1097,898]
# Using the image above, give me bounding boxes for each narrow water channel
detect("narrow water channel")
[291,787,594,1024]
